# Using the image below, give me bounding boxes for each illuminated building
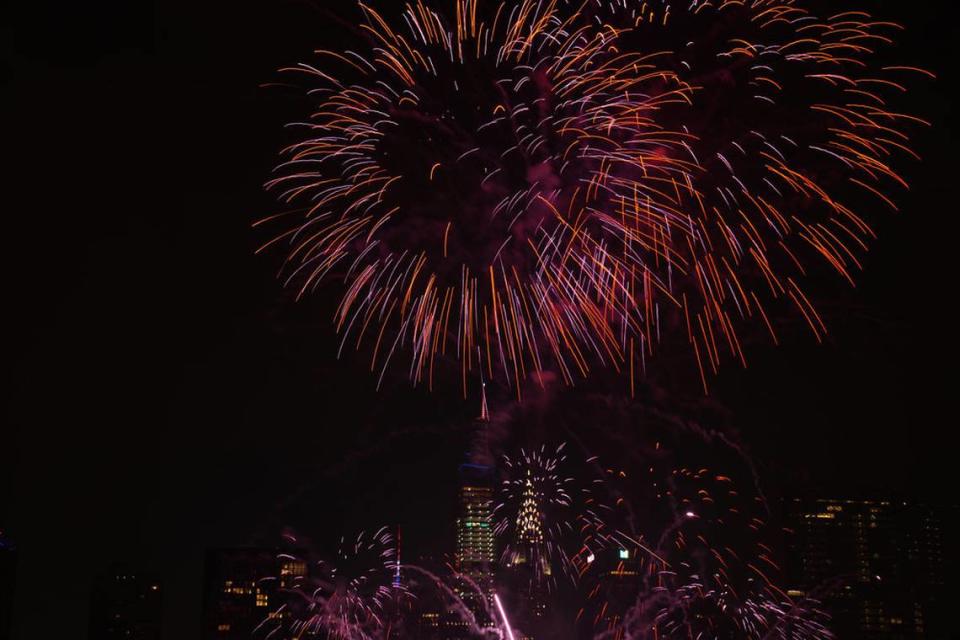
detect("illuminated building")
[589,546,643,634]
[455,479,495,578]
[0,531,16,640]
[450,386,496,636]
[505,471,549,629]
[454,472,495,625]
[785,498,949,638]
[202,548,306,639]
[87,564,162,640]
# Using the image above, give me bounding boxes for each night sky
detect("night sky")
[3,1,958,638]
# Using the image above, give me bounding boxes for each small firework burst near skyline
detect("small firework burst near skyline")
[260,528,405,639]
[579,461,834,639]
[494,443,616,592]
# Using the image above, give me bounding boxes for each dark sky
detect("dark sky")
[3,1,957,639]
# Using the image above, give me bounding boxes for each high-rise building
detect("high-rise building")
[202,548,307,640]
[785,497,949,638]
[454,470,495,621]
[586,546,644,636]
[404,554,451,640]
[504,471,549,629]
[87,564,162,640]
[449,386,496,637]
[0,531,15,640]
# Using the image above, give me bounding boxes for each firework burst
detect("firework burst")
[494,444,616,591]
[261,528,405,639]
[260,0,930,395]
[584,464,832,639]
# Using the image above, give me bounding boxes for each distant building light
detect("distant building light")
[685,511,696,518]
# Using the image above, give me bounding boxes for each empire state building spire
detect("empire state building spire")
[455,380,496,627]
[480,382,489,422]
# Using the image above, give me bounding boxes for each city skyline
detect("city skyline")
[61,448,957,639]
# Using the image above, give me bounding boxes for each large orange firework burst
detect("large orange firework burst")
[259,0,931,395]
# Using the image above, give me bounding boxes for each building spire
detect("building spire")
[480,382,489,422]
[516,471,544,545]
[393,525,402,588]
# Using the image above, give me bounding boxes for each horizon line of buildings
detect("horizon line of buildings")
[1,500,952,640]
[1,393,954,640]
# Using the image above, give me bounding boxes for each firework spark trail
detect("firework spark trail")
[399,564,504,639]
[260,0,930,396]
[584,464,833,640]
[269,551,510,638]
[494,593,517,640]
[260,447,835,638]
[261,528,405,639]
[484,436,832,638]
[494,443,618,592]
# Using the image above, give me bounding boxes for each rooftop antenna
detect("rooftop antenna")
[393,525,402,588]
[478,346,489,422]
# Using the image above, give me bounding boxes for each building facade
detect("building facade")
[454,468,496,627]
[446,388,497,638]
[202,548,306,639]
[785,498,948,638]
[504,471,549,633]
[599,547,643,632]
[87,565,162,640]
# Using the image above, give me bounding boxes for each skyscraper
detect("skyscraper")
[579,545,644,637]
[451,386,496,634]
[87,564,162,640]
[785,497,948,638]
[202,548,307,639]
[505,470,549,628]
[454,472,495,622]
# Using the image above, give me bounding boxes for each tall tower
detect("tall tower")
[453,385,496,629]
[508,471,550,625]
[515,472,545,553]
[393,526,402,589]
